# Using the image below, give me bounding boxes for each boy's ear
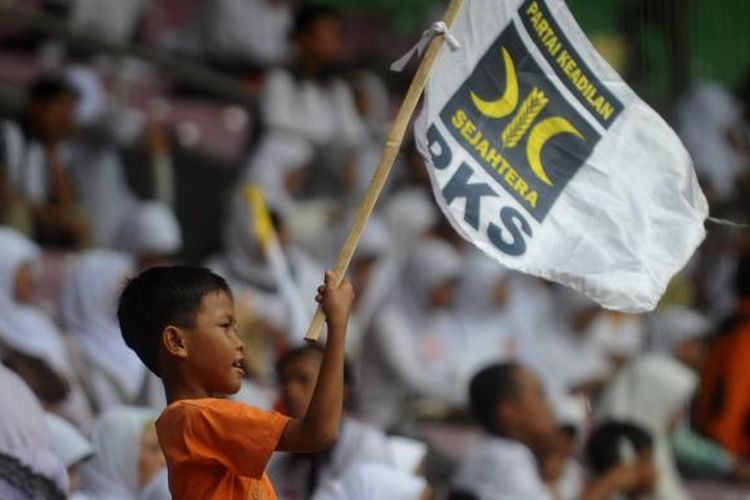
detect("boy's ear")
[162,325,189,359]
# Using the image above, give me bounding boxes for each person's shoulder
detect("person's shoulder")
[464,436,534,468]
[162,398,289,425]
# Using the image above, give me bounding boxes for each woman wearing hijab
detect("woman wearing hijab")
[78,406,166,500]
[0,227,84,409]
[60,250,147,412]
[45,412,94,498]
[207,190,324,344]
[595,355,697,500]
[645,307,747,481]
[0,364,68,499]
[359,237,467,428]
[645,307,711,371]
[455,252,519,373]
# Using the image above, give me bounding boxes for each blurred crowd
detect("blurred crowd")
[0,0,750,499]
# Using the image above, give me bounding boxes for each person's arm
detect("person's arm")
[581,463,639,500]
[277,271,354,453]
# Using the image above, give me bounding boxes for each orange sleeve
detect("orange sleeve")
[176,399,290,479]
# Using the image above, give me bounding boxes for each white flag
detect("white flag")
[414,0,708,312]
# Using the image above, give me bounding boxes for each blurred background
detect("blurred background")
[0,1,749,499]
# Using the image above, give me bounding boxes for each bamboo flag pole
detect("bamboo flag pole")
[305,0,465,342]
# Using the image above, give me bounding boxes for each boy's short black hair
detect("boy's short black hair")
[117,266,232,376]
[585,421,654,475]
[292,5,338,39]
[469,362,520,436]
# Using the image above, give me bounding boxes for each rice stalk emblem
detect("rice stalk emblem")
[470,47,584,186]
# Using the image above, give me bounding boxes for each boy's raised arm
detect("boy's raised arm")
[277,271,354,452]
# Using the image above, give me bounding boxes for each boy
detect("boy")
[269,344,393,499]
[452,362,560,500]
[452,362,645,500]
[118,266,354,499]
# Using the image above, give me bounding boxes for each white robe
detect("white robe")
[359,239,466,427]
[269,417,394,500]
[453,436,553,500]
[311,462,426,500]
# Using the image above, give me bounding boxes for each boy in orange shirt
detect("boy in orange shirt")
[117,266,353,499]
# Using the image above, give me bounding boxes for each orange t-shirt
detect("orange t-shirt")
[156,398,290,499]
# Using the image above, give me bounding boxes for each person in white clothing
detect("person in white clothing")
[359,238,467,428]
[312,462,431,500]
[242,6,366,210]
[269,344,394,499]
[451,362,559,500]
[45,413,94,498]
[594,355,698,500]
[453,362,642,500]
[59,250,148,412]
[0,227,92,427]
[77,407,166,500]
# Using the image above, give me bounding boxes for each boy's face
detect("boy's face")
[279,350,323,417]
[182,291,245,395]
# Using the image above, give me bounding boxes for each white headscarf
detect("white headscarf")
[0,365,68,492]
[221,191,276,291]
[115,202,182,259]
[646,306,711,356]
[60,250,145,403]
[78,407,158,500]
[595,355,697,500]
[137,468,169,500]
[384,189,437,263]
[404,238,463,311]
[312,462,426,500]
[0,228,70,373]
[45,413,93,468]
[456,251,510,315]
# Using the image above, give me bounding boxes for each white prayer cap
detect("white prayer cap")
[116,202,182,258]
[406,237,463,307]
[45,413,93,468]
[355,215,391,259]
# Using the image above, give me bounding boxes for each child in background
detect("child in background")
[77,406,166,499]
[585,421,658,499]
[44,413,93,499]
[270,344,393,499]
[118,267,354,499]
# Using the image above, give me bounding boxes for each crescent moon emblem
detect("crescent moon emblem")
[470,47,519,119]
[526,117,584,186]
